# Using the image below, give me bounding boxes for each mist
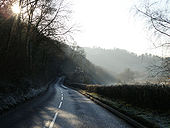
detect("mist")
[84,47,162,84]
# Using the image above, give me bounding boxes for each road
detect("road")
[0,79,133,128]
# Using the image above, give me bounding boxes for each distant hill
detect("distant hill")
[84,47,161,82]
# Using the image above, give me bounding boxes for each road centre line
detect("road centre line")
[49,112,58,128]
[47,84,64,128]
[48,87,63,128]
[48,101,63,128]
[59,87,62,91]
[58,102,62,108]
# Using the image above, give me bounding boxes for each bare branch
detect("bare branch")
[151,18,170,37]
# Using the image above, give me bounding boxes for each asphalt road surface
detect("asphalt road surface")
[0,79,133,128]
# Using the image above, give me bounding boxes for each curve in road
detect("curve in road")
[0,79,133,128]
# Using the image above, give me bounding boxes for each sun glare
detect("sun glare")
[11,2,20,14]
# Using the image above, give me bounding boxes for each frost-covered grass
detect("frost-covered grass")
[69,83,170,128]
[69,83,170,111]
[0,87,47,112]
[83,91,170,128]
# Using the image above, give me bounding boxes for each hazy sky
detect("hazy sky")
[71,0,167,56]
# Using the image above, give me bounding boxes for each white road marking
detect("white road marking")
[49,112,58,128]
[60,88,63,93]
[58,102,62,108]
[44,121,50,128]
[47,86,64,128]
[61,84,68,89]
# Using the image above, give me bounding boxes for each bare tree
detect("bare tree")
[135,0,170,83]
[18,0,73,40]
[118,68,135,84]
[0,0,14,17]
[0,0,74,85]
[15,0,74,67]
[147,57,170,83]
[135,0,170,47]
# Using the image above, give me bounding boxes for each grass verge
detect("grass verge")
[79,89,170,128]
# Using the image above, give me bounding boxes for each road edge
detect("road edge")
[67,86,147,128]
[0,78,57,115]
